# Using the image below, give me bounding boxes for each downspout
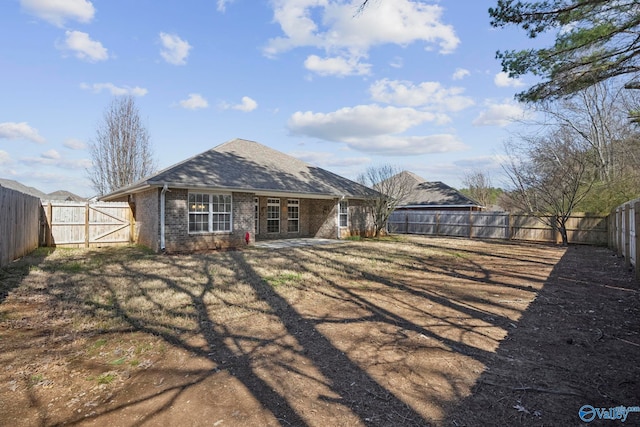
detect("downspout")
[337,195,345,240]
[160,184,168,251]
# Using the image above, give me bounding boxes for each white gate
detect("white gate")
[42,201,132,247]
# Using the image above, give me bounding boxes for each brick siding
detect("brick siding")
[129,189,374,252]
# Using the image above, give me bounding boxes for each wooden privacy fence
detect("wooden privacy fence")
[609,198,639,280]
[0,187,41,267]
[387,210,608,246]
[41,201,133,248]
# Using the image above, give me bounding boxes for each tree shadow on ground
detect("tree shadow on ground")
[4,239,632,426]
[0,247,52,304]
[445,244,640,426]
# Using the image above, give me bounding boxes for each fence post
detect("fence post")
[611,210,617,251]
[617,208,623,257]
[46,202,53,247]
[623,204,631,269]
[508,213,512,240]
[84,203,90,248]
[469,209,473,239]
[635,201,640,281]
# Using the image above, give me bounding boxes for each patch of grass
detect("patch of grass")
[93,338,108,348]
[344,235,362,241]
[60,261,84,273]
[265,272,303,287]
[29,374,44,386]
[96,373,117,384]
[446,250,470,259]
[109,357,127,366]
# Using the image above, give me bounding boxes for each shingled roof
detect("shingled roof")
[391,171,482,208]
[102,139,378,200]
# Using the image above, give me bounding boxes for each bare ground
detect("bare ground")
[0,236,638,426]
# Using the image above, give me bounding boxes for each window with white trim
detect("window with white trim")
[188,193,232,233]
[287,199,299,233]
[339,200,348,227]
[267,198,280,233]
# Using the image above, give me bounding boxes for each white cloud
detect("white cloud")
[63,138,86,150]
[389,57,404,69]
[80,82,147,96]
[290,150,372,168]
[0,122,45,143]
[0,150,12,165]
[347,134,467,155]
[369,79,474,112]
[58,30,109,62]
[21,0,95,27]
[289,105,436,140]
[159,33,192,65]
[494,71,524,88]
[288,104,467,155]
[22,156,92,170]
[473,101,526,127]
[452,68,470,80]
[221,96,258,112]
[42,149,61,160]
[304,54,371,77]
[216,0,236,12]
[179,93,209,110]
[265,0,459,76]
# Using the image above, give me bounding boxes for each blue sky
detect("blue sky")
[1,0,541,197]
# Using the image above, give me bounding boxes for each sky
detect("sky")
[0,0,545,198]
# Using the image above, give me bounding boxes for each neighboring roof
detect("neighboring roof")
[46,190,86,202]
[0,178,47,199]
[101,138,379,200]
[0,178,86,201]
[390,171,483,208]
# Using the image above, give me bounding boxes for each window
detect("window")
[287,199,299,233]
[189,193,209,232]
[188,193,232,233]
[339,200,348,227]
[267,198,280,233]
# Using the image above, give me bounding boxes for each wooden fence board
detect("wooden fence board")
[0,187,41,266]
[388,210,608,245]
[41,201,132,247]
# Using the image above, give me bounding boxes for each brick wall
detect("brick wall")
[343,199,376,238]
[254,197,339,240]
[132,188,160,251]
[128,189,374,252]
[163,190,254,252]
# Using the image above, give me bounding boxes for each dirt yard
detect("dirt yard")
[0,236,638,426]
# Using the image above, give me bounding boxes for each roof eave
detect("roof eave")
[101,181,373,201]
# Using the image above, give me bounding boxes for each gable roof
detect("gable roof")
[390,171,482,208]
[101,138,379,200]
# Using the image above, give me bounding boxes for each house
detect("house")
[100,138,379,252]
[390,171,484,211]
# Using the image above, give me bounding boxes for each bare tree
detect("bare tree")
[88,96,157,196]
[357,165,414,237]
[461,170,492,208]
[539,81,640,182]
[502,130,596,245]
[523,81,640,210]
